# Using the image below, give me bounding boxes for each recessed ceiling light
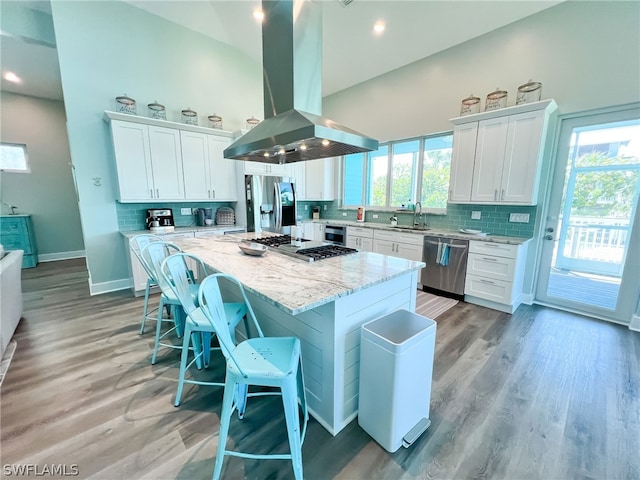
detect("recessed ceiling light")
[3,71,21,84]
[253,8,264,22]
[373,21,385,35]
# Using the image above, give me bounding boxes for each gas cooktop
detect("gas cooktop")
[250,234,358,262]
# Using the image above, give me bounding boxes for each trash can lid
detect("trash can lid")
[362,309,436,354]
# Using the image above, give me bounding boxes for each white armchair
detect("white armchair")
[1,250,24,359]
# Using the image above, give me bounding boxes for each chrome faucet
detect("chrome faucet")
[413,201,422,227]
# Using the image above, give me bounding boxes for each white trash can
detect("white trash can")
[358,309,437,453]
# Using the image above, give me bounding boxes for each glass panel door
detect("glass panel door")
[536,106,640,322]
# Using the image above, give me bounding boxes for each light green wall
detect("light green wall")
[50,0,262,292]
[0,92,84,257]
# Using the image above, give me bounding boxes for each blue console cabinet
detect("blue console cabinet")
[0,215,38,268]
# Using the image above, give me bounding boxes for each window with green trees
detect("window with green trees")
[343,132,452,211]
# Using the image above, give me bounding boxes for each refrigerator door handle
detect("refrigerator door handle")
[274,181,282,230]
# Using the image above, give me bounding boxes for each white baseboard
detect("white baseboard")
[89,277,132,296]
[39,250,86,262]
[521,293,534,305]
[630,314,640,332]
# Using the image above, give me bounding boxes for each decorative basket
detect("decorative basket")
[215,207,235,225]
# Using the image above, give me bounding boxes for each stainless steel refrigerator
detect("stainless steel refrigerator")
[245,175,297,233]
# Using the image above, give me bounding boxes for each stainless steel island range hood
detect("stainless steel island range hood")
[224,0,378,164]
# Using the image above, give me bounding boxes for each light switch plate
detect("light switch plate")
[471,211,481,220]
[509,213,530,223]
[180,208,191,215]
[372,214,378,219]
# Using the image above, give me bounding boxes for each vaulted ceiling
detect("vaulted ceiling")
[1,1,563,101]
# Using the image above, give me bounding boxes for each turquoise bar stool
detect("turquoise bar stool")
[161,253,248,407]
[129,234,164,334]
[198,274,308,480]
[141,242,195,364]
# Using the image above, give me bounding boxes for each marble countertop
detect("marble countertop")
[301,219,530,245]
[171,233,425,315]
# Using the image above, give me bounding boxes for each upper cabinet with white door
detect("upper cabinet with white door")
[288,158,335,201]
[110,120,184,201]
[181,131,237,201]
[448,99,557,205]
[105,111,237,202]
[243,161,292,177]
[304,158,335,200]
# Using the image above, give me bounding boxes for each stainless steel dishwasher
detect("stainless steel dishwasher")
[421,236,469,297]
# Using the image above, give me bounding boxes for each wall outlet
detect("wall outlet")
[372,214,378,219]
[471,211,481,220]
[304,205,308,210]
[509,213,530,223]
[324,205,328,210]
[342,212,347,216]
[180,208,191,215]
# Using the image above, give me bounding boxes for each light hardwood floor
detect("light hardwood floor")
[1,259,639,479]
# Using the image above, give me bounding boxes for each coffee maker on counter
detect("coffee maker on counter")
[145,208,175,231]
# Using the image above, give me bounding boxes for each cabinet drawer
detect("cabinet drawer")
[347,226,373,238]
[469,241,518,258]
[466,252,516,282]
[465,274,514,304]
[395,232,424,246]
[373,229,396,241]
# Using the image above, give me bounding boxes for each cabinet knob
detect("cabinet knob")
[544,235,554,241]
[546,227,554,233]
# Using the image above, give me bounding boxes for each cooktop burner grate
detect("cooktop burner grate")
[295,245,358,260]
[251,235,302,248]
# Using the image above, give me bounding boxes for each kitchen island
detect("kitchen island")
[171,233,425,435]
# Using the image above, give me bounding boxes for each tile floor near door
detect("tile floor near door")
[1,259,639,479]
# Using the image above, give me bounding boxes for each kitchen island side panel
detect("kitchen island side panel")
[221,271,418,435]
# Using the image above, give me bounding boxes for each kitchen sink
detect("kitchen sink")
[392,225,430,231]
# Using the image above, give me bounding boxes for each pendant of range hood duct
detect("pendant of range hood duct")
[224,0,378,164]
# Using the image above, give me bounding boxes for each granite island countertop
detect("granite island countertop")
[170,232,425,316]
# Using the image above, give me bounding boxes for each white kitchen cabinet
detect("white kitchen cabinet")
[372,230,423,262]
[298,222,325,242]
[448,99,557,205]
[449,122,478,203]
[110,120,184,201]
[291,163,306,199]
[106,111,237,202]
[181,132,237,201]
[346,226,374,252]
[312,223,325,241]
[464,240,528,313]
[304,158,335,201]
[243,160,292,177]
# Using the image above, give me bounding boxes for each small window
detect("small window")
[0,143,30,172]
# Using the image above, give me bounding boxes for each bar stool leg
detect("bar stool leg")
[151,297,165,364]
[212,376,237,480]
[282,377,304,480]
